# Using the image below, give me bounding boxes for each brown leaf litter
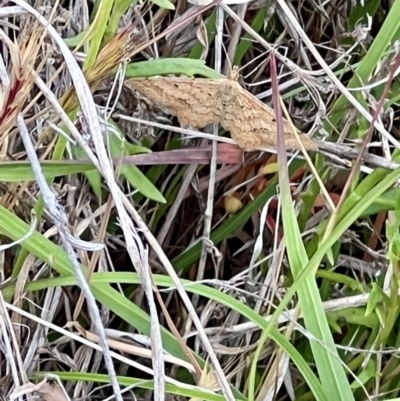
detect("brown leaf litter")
[125,70,318,152]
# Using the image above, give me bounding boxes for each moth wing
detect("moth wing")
[221,82,317,151]
[125,77,225,128]
[126,76,317,152]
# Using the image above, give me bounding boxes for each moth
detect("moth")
[125,72,318,152]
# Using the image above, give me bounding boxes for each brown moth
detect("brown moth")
[125,72,318,152]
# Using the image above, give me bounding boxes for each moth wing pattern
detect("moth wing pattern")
[125,76,317,152]
[126,77,224,128]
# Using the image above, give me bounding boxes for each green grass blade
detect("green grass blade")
[6,270,328,401]
[125,58,224,79]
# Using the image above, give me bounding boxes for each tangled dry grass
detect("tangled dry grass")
[0,0,400,401]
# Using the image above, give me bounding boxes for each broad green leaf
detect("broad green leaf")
[126,58,224,79]
[350,359,377,389]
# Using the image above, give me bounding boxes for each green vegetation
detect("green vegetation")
[1,0,400,400]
